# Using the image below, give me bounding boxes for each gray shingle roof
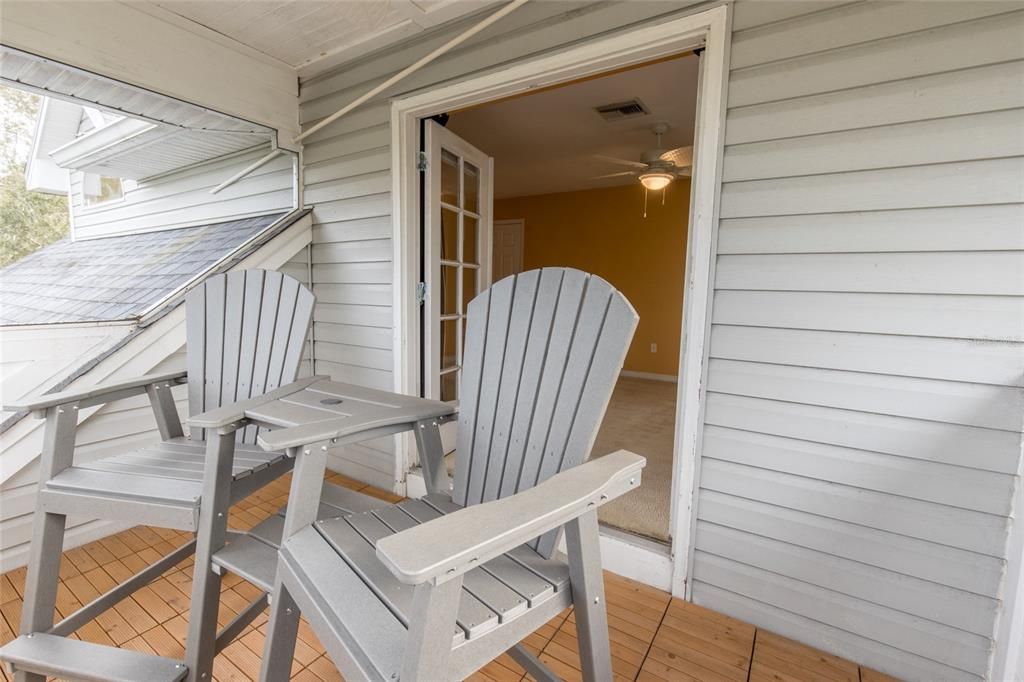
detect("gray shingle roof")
[0,213,286,325]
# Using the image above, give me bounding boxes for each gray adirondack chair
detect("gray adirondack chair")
[258,268,647,681]
[0,270,314,682]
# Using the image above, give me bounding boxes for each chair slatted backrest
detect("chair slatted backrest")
[453,268,638,557]
[186,270,315,444]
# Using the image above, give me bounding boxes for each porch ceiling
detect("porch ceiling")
[2,45,277,179]
[153,0,500,79]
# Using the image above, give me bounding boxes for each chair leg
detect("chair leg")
[184,433,237,682]
[15,511,67,682]
[259,576,301,682]
[402,577,463,681]
[565,510,612,682]
[17,404,78,682]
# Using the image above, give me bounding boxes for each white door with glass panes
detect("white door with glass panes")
[423,120,493,451]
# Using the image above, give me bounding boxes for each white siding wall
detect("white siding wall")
[70,146,295,239]
[691,3,1024,681]
[297,0,1024,678]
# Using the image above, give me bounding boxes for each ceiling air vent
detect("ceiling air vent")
[594,99,650,121]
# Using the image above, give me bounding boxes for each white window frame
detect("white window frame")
[80,172,126,208]
[390,3,731,595]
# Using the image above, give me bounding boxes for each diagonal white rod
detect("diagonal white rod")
[212,0,528,195]
[210,146,283,194]
[292,0,530,145]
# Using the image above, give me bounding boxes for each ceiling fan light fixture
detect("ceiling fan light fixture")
[639,171,673,191]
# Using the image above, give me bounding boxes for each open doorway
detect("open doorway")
[395,6,729,591]
[420,53,699,544]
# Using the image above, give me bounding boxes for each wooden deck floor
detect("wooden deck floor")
[0,473,899,682]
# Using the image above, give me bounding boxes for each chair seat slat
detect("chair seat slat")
[79,459,206,482]
[348,509,502,638]
[397,499,530,621]
[46,468,201,504]
[317,515,468,645]
[280,527,405,681]
[398,497,557,605]
[422,493,571,593]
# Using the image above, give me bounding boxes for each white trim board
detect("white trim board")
[391,4,731,594]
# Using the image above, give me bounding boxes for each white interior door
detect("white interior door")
[423,120,493,451]
[492,219,524,282]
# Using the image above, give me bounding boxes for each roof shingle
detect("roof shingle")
[0,213,286,325]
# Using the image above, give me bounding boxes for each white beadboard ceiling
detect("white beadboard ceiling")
[153,0,500,79]
[447,54,700,199]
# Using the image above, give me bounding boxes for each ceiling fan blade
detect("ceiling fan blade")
[660,145,693,167]
[593,154,647,169]
[594,171,636,179]
[675,167,692,177]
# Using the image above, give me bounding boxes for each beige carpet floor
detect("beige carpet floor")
[590,376,677,543]
[445,376,677,543]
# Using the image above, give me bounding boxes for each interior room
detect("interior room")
[444,53,699,543]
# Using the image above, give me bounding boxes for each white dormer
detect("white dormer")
[24,97,76,195]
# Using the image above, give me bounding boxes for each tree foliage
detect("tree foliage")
[0,85,70,267]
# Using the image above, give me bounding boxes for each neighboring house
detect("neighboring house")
[0,86,313,570]
[1,2,1022,681]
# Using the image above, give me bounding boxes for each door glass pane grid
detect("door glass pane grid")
[435,144,483,402]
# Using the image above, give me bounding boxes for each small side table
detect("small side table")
[185,376,456,663]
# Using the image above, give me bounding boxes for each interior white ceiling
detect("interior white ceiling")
[154,0,499,78]
[446,55,700,199]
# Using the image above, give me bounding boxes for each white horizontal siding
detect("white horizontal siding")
[727,10,1024,108]
[692,3,1024,681]
[717,205,1024,254]
[71,146,295,239]
[296,1,1023,677]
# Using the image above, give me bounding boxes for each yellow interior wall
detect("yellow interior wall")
[495,181,689,376]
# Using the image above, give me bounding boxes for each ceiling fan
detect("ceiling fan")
[594,122,692,190]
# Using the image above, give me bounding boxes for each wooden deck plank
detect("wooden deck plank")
[0,472,891,681]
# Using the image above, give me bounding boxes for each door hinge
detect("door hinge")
[415,281,428,304]
[417,151,428,172]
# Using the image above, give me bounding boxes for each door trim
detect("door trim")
[391,4,732,596]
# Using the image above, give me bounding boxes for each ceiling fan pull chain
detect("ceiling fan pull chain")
[662,185,667,206]
[643,186,649,218]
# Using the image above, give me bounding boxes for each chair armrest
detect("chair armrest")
[256,401,456,451]
[376,450,645,585]
[187,376,327,431]
[6,371,188,415]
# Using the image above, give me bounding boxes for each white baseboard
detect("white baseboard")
[409,468,673,591]
[620,370,678,383]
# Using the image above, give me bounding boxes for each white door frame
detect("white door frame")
[390,4,732,597]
